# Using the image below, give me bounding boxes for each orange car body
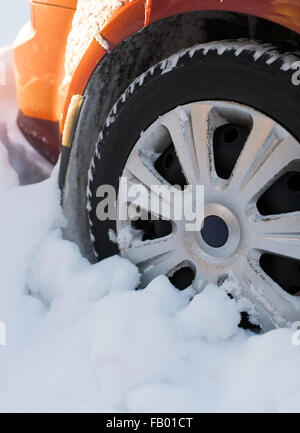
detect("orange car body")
[14,0,300,163]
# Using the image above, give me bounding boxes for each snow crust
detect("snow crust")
[64,0,134,85]
[163,40,299,75]
[1,47,300,413]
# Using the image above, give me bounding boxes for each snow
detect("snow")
[159,40,299,76]
[64,0,134,85]
[176,284,241,342]
[1,48,300,413]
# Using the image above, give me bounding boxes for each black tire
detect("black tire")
[63,40,300,261]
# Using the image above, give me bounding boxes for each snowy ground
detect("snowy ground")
[1,47,300,413]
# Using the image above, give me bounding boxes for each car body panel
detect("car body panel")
[58,0,146,132]
[14,2,75,122]
[34,0,77,8]
[14,1,76,161]
[14,0,300,162]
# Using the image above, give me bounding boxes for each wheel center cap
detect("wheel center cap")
[201,215,229,248]
[195,204,241,258]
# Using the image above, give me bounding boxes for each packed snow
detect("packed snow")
[1,47,300,413]
[64,0,134,84]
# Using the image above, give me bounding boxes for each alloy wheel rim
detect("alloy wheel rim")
[116,101,300,331]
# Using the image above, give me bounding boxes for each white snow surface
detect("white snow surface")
[1,48,300,413]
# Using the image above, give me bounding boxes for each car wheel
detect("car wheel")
[65,40,300,331]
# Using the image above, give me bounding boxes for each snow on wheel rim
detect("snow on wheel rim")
[116,100,300,332]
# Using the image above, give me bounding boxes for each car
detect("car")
[14,0,300,331]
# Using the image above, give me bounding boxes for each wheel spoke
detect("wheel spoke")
[123,234,180,265]
[227,114,275,196]
[252,213,300,260]
[255,235,300,260]
[160,107,204,187]
[252,213,300,235]
[125,148,167,190]
[237,134,300,206]
[139,257,186,287]
[190,103,214,188]
[124,149,176,220]
[125,236,186,288]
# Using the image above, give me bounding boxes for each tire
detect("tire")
[63,40,300,330]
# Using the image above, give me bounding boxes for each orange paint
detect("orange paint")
[101,0,146,50]
[145,0,152,26]
[14,1,75,122]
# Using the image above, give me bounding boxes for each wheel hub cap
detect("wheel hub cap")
[117,101,300,331]
[196,204,240,258]
[201,216,229,248]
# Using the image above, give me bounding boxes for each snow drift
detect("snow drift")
[1,47,300,413]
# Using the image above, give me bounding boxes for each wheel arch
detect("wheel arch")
[61,22,300,262]
[61,2,300,132]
